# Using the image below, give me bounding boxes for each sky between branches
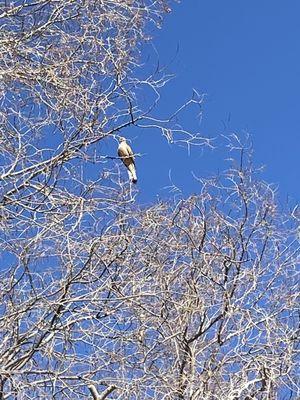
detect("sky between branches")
[120,0,299,203]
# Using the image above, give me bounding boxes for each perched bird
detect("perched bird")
[117,137,137,184]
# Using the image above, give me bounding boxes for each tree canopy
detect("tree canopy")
[0,1,298,399]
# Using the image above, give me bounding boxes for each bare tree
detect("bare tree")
[0,1,299,399]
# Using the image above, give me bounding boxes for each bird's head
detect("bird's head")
[119,136,126,143]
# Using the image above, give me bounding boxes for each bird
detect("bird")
[117,137,137,184]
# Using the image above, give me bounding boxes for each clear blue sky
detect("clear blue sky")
[125,1,299,204]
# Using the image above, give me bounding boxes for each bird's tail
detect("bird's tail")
[127,163,137,184]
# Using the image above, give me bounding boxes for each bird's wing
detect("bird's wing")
[118,142,135,162]
[117,147,124,158]
[125,143,135,160]
[118,143,128,158]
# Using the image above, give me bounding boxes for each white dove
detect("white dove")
[117,137,137,184]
